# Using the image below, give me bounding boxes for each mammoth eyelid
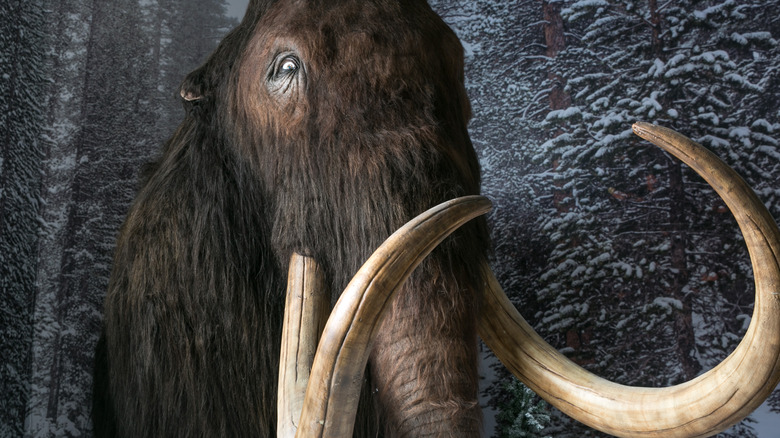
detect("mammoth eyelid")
[268,52,301,82]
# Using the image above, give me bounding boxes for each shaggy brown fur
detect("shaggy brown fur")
[93,0,489,436]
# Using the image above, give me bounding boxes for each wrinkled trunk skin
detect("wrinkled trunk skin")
[370,270,482,437]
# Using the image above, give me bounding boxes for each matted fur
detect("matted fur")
[93,0,489,436]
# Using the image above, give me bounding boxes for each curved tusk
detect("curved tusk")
[278,254,330,438]
[479,122,780,438]
[295,196,492,438]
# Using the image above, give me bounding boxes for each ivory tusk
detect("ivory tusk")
[295,195,492,438]
[479,122,780,437]
[277,254,330,438]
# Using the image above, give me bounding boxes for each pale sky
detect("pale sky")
[226,0,249,18]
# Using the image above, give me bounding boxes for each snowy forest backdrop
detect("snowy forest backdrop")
[2,0,779,436]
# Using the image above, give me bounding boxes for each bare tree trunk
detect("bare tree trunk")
[667,159,699,380]
[647,0,700,381]
[541,3,584,361]
[46,0,100,423]
[542,0,570,111]
[542,0,574,217]
[649,0,663,59]
[27,0,89,432]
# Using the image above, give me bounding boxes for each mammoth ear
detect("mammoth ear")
[180,70,207,103]
[179,0,278,105]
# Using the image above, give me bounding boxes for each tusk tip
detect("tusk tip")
[469,195,493,211]
[444,195,493,217]
[632,121,657,138]
[631,122,684,150]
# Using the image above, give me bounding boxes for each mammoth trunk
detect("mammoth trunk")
[266,134,489,434]
[257,105,489,434]
[370,267,482,436]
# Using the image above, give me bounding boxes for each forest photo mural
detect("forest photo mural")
[2,0,779,436]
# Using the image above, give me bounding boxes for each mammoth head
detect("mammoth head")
[176,0,490,436]
[168,1,780,437]
[182,0,484,283]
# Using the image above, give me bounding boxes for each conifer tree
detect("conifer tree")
[495,379,551,438]
[0,1,46,435]
[430,1,563,435]
[530,0,779,436]
[152,0,237,135]
[12,0,236,434]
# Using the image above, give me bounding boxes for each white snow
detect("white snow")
[652,297,683,313]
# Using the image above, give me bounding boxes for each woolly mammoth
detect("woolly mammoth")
[93,0,780,437]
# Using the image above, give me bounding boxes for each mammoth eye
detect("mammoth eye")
[280,58,299,72]
[268,52,304,96]
[274,55,300,78]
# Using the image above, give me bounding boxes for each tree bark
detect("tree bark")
[667,158,699,380]
[647,0,700,381]
[542,0,571,111]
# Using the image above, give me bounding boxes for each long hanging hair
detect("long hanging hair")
[94,1,489,436]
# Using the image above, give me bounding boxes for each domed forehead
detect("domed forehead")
[255,0,463,68]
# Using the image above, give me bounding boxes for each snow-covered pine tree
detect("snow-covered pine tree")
[26,0,119,433]
[21,0,235,435]
[429,1,562,435]
[529,0,779,436]
[495,378,551,438]
[152,0,238,135]
[0,1,46,435]
[28,0,159,433]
